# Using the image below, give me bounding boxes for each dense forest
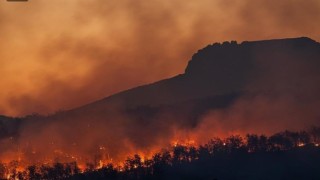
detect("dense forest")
[1,127,320,180]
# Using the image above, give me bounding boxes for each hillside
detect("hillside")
[0,37,320,164]
[59,37,320,123]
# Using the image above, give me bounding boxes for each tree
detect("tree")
[173,145,188,163]
[205,138,225,155]
[125,154,142,170]
[124,154,144,180]
[309,126,320,144]
[27,165,41,180]
[298,131,311,145]
[258,135,268,152]
[187,146,198,161]
[225,135,244,152]
[0,163,7,180]
[269,132,294,150]
[7,161,19,180]
[246,134,259,152]
[152,151,171,179]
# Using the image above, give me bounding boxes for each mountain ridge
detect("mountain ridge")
[69,37,320,114]
[1,37,320,142]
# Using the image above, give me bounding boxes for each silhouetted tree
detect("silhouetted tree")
[152,151,171,179]
[173,145,188,163]
[99,164,118,179]
[187,146,198,161]
[7,161,18,180]
[1,129,320,180]
[27,165,41,180]
[0,163,6,180]
[85,163,95,172]
[246,134,269,152]
[17,171,26,180]
[39,165,52,180]
[205,137,225,155]
[225,135,244,152]
[258,135,268,151]
[269,132,294,150]
[298,131,311,145]
[124,154,144,180]
[246,134,259,152]
[309,126,320,144]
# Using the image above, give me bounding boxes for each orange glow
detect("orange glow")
[1,1,320,179]
[1,0,320,116]
[0,130,320,177]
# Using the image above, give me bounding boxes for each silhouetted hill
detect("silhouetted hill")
[1,37,320,155]
[62,37,320,119]
[72,37,316,106]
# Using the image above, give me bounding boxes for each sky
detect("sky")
[1,0,320,116]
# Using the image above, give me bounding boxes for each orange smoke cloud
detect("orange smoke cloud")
[1,0,320,167]
[0,0,320,116]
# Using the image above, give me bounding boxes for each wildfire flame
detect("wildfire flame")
[1,127,320,179]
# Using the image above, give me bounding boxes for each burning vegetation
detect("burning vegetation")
[0,127,320,180]
[0,38,320,179]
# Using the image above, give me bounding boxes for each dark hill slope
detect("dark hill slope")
[1,37,320,143]
[68,37,320,116]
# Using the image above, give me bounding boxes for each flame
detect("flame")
[0,127,320,178]
[171,139,196,147]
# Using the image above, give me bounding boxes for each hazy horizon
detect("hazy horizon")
[1,0,320,116]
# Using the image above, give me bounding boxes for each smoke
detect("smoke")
[0,109,181,165]
[1,0,320,167]
[1,0,320,116]
[190,94,320,144]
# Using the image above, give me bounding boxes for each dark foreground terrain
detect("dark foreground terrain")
[2,128,319,180]
[71,129,320,180]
